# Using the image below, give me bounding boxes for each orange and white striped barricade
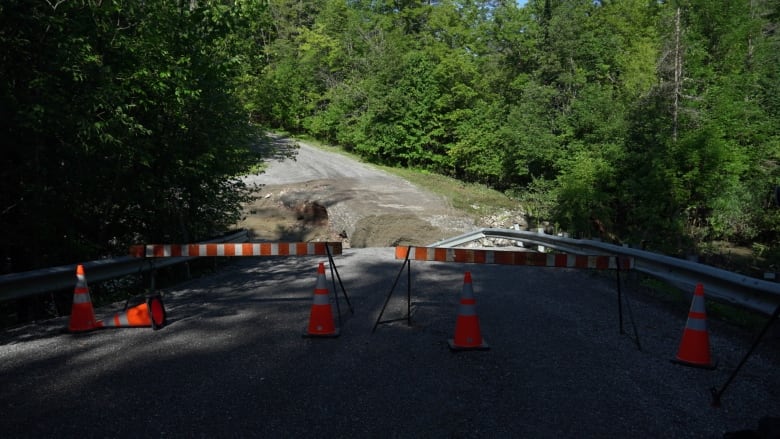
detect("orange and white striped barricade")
[130,241,351,333]
[380,246,639,349]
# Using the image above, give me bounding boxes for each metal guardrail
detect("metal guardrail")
[431,228,780,316]
[3,227,778,317]
[0,230,250,302]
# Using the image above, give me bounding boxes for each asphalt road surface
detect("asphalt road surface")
[1,248,779,437]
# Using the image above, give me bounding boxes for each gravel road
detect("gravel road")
[1,248,779,437]
[240,135,476,247]
[1,135,778,437]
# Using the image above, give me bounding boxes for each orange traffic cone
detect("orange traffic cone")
[99,295,166,330]
[448,272,489,351]
[672,283,715,369]
[67,265,101,332]
[303,263,339,337]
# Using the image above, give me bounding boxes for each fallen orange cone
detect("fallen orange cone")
[67,265,100,333]
[304,262,339,337]
[448,272,489,351]
[100,295,166,330]
[672,283,715,369]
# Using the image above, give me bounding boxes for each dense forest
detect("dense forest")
[2,0,780,274]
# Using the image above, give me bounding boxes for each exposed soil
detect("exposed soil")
[238,179,476,248]
[238,136,479,247]
[239,183,343,243]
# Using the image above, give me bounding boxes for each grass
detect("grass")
[379,166,523,218]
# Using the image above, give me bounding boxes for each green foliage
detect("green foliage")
[4,0,780,270]
[450,101,508,185]
[263,0,779,252]
[1,0,267,271]
[554,143,621,237]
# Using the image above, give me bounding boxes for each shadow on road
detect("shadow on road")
[253,133,300,162]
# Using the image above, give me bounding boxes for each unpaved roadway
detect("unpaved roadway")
[239,135,476,247]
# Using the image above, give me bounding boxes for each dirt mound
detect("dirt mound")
[239,140,477,246]
[239,188,453,247]
[238,187,338,243]
[238,185,458,247]
[350,214,446,247]
[292,201,328,224]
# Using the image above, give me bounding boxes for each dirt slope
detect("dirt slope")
[239,136,476,247]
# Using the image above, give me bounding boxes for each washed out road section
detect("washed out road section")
[240,136,475,247]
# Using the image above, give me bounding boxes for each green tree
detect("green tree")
[1,0,266,271]
[244,0,780,253]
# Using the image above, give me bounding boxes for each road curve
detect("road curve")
[246,137,389,183]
